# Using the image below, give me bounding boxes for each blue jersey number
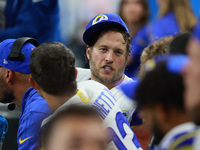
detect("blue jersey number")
[108,112,141,150]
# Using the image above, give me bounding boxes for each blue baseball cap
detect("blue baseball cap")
[0,39,36,73]
[83,13,129,45]
[119,79,140,99]
[166,54,190,75]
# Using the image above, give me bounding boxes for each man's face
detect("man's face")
[140,106,164,144]
[183,38,200,125]
[45,116,107,150]
[0,67,15,103]
[140,107,160,134]
[87,30,127,85]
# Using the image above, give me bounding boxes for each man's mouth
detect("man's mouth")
[103,65,113,71]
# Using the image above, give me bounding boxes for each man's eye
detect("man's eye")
[115,51,122,55]
[100,48,107,52]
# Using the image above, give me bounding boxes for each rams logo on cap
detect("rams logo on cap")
[92,14,108,25]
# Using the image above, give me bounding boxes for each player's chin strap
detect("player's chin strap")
[0,115,8,150]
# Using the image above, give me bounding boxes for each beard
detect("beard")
[89,54,126,85]
[187,102,200,126]
[150,117,164,146]
[0,77,15,103]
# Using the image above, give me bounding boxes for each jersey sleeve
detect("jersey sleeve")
[17,111,50,150]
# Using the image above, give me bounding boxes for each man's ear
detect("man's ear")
[86,45,90,60]
[75,68,78,79]
[156,103,168,122]
[29,76,39,90]
[4,69,14,85]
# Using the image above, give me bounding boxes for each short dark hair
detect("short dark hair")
[30,42,76,96]
[168,32,191,55]
[41,105,101,148]
[135,61,184,111]
[88,27,131,57]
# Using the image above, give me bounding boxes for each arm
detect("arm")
[17,111,50,150]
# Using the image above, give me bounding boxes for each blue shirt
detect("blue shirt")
[0,0,59,44]
[127,12,180,77]
[17,87,51,150]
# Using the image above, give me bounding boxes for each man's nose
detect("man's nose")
[105,51,114,62]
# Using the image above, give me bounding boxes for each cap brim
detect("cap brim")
[167,55,190,74]
[119,80,140,99]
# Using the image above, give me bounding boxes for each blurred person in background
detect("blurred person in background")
[138,32,191,78]
[118,0,150,77]
[120,32,198,149]
[41,105,107,150]
[138,36,174,78]
[133,56,197,149]
[119,0,149,38]
[129,0,197,76]
[183,23,200,149]
[184,23,200,126]
[0,0,59,44]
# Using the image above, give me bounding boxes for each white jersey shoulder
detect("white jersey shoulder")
[110,76,137,124]
[76,68,137,124]
[43,80,142,150]
[193,127,200,150]
[157,122,197,150]
[76,67,91,82]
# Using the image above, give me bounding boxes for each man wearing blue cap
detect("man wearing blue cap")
[0,38,51,150]
[77,13,151,149]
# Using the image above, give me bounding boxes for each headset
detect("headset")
[7,37,39,110]
[8,37,39,61]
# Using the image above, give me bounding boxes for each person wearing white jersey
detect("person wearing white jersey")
[29,42,142,150]
[76,67,135,123]
[77,13,151,149]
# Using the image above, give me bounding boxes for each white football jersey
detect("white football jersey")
[76,68,138,125]
[193,127,200,150]
[43,80,142,150]
[156,122,197,150]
